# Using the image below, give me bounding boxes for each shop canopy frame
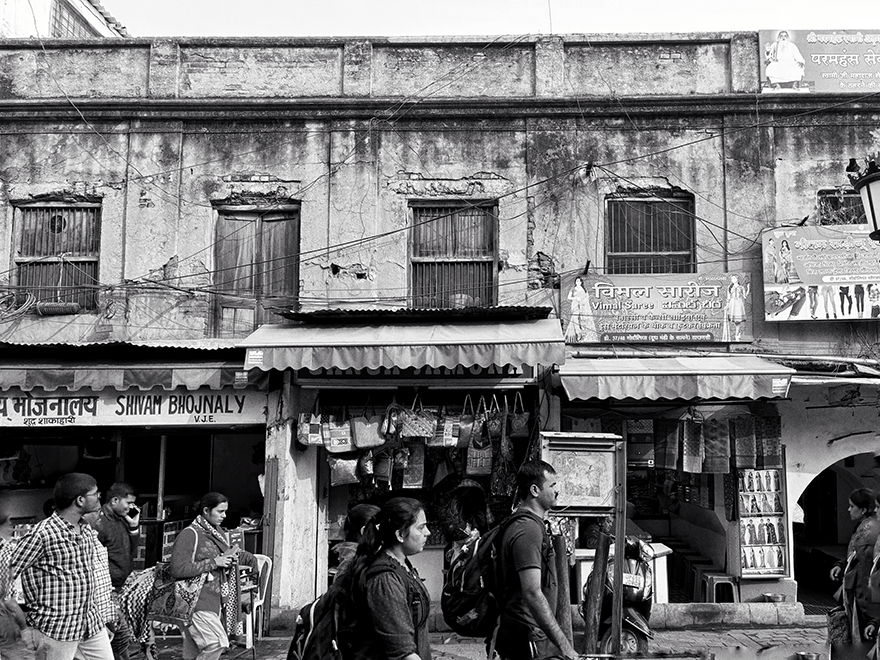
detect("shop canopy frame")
[558,355,795,401]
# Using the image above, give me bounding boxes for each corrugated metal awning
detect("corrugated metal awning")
[558,356,795,401]
[240,319,565,372]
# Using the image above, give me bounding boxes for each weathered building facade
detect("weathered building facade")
[1,32,879,623]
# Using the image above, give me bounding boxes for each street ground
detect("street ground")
[151,617,831,660]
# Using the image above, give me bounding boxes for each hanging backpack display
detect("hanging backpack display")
[466,397,492,476]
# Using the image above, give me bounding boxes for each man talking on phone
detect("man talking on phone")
[88,482,140,660]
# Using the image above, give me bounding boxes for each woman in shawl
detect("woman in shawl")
[170,492,257,660]
[830,488,880,645]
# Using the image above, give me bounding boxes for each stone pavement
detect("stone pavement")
[152,620,831,660]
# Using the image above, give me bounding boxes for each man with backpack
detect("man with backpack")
[495,460,578,660]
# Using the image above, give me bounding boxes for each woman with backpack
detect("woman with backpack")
[342,497,432,660]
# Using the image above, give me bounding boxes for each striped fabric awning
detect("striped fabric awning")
[0,364,268,392]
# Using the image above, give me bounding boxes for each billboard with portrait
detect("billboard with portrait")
[760,29,880,93]
[561,272,753,344]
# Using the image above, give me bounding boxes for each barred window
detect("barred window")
[13,204,101,311]
[410,202,498,308]
[214,208,300,337]
[605,194,697,274]
[817,189,866,226]
[50,0,100,38]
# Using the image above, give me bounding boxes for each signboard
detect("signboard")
[0,387,267,427]
[761,226,880,321]
[561,272,753,344]
[540,432,622,516]
[760,29,880,93]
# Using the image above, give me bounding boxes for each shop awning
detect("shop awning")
[558,356,795,401]
[0,364,267,392]
[240,319,565,371]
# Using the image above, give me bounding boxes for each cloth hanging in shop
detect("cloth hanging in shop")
[755,416,783,468]
[701,418,730,473]
[681,419,704,473]
[730,416,757,469]
[654,419,680,470]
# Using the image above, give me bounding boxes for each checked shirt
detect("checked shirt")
[6,513,115,641]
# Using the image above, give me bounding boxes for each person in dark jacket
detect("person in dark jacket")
[830,488,880,644]
[88,482,141,660]
[343,497,432,660]
[170,492,256,660]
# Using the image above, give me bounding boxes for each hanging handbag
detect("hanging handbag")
[508,391,530,439]
[323,408,355,454]
[469,396,489,449]
[328,454,360,487]
[429,405,461,448]
[402,441,426,489]
[466,433,493,476]
[351,404,385,449]
[457,395,475,449]
[296,396,323,446]
[381,402,404,443]
[485,394,504,440]
[399,394,438,439]
[374,449,393,482]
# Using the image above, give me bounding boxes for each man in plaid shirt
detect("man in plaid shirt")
[4,473,115,660]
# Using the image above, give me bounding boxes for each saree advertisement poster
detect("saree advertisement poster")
[561,272,753,344]
[759,29,880,93]
[762,226,880,322]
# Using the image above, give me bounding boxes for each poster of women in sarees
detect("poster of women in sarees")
[561,272,753,344]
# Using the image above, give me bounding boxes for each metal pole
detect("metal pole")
[157,435,167,520]
[610,438,627,655]
[582,529,610,654]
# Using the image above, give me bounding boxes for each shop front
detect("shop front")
[0,346,269,573]
[239,311,566,616]
[554,354,797,603]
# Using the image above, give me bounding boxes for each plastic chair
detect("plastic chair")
[251,554,273,639]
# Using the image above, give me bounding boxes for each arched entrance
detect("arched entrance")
[793,451,880,614]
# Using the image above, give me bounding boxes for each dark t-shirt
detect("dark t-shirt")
[498,509,558,639]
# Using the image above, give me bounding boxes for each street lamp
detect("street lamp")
[847,154,880,240]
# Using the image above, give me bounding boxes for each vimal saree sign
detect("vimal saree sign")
[762,226,880,321]
[562,273,753,344]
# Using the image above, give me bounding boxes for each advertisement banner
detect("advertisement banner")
[762,226,880,321]
[0,387,267,427]
[759,29,880,93]
[561,272,753,344]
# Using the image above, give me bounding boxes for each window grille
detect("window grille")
[14,204,101,310]
[817,189,866,226]
[214,209,299,336]
[410,203,498,308]
[50,0,100,38]
[605,195,696,274]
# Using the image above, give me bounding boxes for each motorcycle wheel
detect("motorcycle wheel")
[600,627,648,656]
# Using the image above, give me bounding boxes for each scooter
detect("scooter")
[578,537,655,655]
